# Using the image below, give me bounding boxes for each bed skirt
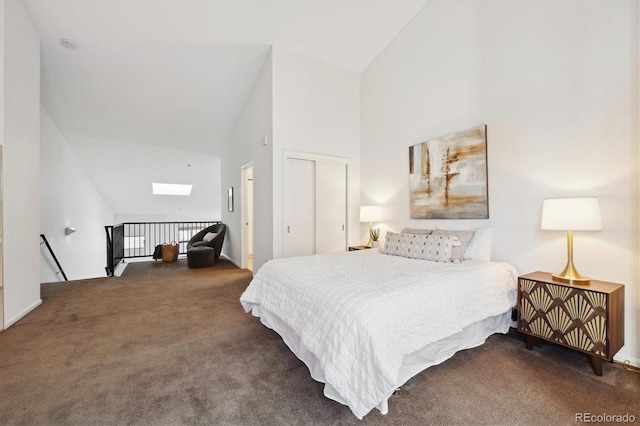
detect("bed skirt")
[246,304,512,417]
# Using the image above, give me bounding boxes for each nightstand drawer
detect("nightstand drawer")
[519,279,609,357]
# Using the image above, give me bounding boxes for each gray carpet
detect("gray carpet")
[0,259,637,425]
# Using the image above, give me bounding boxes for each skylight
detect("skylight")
[152,183,192,196]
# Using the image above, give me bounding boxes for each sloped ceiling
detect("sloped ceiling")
[23,0,426,218]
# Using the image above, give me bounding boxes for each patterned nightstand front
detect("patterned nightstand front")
[517,272,624,375]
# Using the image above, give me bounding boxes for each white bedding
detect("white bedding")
[240,249,518,419]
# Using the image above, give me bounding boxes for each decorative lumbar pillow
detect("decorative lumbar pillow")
[432,229,475,263]
[400,227,434,235]
[203,232,218,242]
[382,231,457,263]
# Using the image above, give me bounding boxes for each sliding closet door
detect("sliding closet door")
[315,161,346,254]
[284,158,316,258]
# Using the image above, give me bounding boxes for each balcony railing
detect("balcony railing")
[105,221,220,276]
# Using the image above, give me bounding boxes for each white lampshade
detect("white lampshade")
[541,197,602,231]
[359,205,381,223]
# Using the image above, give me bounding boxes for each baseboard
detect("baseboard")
[5,298,42,329]
[114,262,128,277]
[220,254,241,269]
[614,353,640,369]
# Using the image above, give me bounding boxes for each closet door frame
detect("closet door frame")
[283,150,349,258]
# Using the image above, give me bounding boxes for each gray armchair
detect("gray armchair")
[187,223,226,260]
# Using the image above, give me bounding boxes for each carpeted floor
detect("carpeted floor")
[0,259,637,425]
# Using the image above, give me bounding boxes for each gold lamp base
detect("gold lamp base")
[552,270,591,284]
[552,231,591,284]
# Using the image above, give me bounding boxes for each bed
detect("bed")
[240,233,518,419]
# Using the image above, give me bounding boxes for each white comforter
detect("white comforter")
[240,249,518,419]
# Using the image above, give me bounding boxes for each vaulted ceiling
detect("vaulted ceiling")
[23,0,426,217]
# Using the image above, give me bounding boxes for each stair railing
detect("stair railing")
[105,221,220,276]
[40,234,69,281]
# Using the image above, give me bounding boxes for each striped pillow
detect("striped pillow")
[381,232,456,263]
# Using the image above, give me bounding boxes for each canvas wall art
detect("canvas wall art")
[409,125,488,219]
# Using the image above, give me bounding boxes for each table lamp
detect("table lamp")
[359,205,381,247]
[541,197,602,283]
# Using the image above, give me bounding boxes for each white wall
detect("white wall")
[361,0,639,365]
[67,138,222,223]
[272,47,361,259]
[221,50,274,272]
[40,107,115,281]
[1,0,42,327]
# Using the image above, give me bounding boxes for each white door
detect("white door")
[242,164,254,271]
[284,158,316,257]
[247,170,253,260]
[315,161,346,254]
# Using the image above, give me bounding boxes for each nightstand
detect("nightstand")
[517,271,624,376]
[348,245,371,251]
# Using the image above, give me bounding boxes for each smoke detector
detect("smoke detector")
[60,38,77,49]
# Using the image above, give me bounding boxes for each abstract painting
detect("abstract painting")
[409,125,488,219]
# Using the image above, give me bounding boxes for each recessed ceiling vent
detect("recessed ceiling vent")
[60,38,77,49]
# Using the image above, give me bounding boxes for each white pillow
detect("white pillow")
[382,231,457,263]
[462,227,493,261]
[400,227,434,235]
[203,232,218,242]
[436,227,493,261]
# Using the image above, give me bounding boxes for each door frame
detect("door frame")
[240,162,254,271]
[283,150,350,164]
[0,146,3,331]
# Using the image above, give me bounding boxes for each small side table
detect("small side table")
[348,245,371,251]
[517,271,624,376]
